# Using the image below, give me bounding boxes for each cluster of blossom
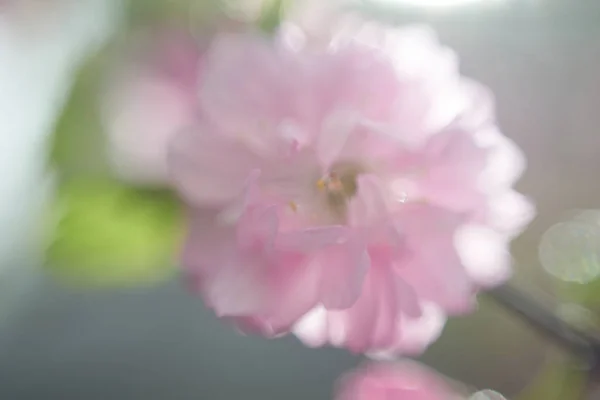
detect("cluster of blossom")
[101,0,533,398]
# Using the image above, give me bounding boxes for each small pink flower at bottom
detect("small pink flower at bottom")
[335,361,458,400]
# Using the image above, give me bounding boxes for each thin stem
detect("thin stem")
[488,285,600,369]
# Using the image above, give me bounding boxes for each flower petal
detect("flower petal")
[317,238,370,309]
[485,190,536,237]
[317,112,357,168]
[421,127,489,212]
[277,226,349,252]
[182,210,269,316]
[395,204,475,314]
[348,174,390,227]
[454,224,512,287]
[169,125,261,206]
[476,127,526,193]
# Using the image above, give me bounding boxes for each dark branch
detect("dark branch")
[488,284,600,370]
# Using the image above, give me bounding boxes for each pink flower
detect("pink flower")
[334,361,457,400]
[101,30,203,186]
[171,25,533,353]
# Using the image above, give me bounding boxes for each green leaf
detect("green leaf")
[559,279,600,312]
[47,43,113,181]
[125,0,222,28]
[258,0,285,34]
[45,179,183,287]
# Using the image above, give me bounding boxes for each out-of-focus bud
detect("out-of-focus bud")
[100,28,204,187]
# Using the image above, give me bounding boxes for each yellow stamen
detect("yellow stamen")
[289,201,298,212]
[316,179,326,190]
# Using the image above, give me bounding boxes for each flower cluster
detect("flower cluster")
[95,1,533,398]
[168,22,533,356]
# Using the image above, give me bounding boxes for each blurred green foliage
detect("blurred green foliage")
[258,0,285,34]
[48,44,111,180]
[46,0,207,288]
[46,179,182,287]
[559,280,600,315]
[516,360,586,400]
[125,0,221,27]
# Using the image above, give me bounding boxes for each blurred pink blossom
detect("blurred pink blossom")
[171,25,533,354]
[334,361,457,400]
[101,29,203,186]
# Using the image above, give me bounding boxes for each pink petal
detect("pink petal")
[369,264,400,350]
[396,302,447,355]
[485,190,536,237]
[182,210,269,316]
[454,224,512,287]
[103,72,195,185]
[421,127,489,212]
[276,226,349,250]
[316,238,370,309]
[348,174,390,227]
[199,33,312,154]
[259,149,319,203]
[181,209,235,277]
[394,277,423,319]
[317,112,357,168]
[395,204,475,314]
[476,127,526,193]
[369,302,447,358]
[460,79,495,129]
[260,258,322,335]
[168,125,261,206]
[236,204,279,252]
[203,254,269,317]
[338,270,380,353]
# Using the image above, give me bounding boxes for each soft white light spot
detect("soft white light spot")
[470,390,506,400]
[390,178,417,203]
[293,306,328,347]
[539,220,600,284]
[455,224,511,285]
[574,209,600,227]
[369,0,507,9]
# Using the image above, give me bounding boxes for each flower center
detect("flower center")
[316,162,362,220]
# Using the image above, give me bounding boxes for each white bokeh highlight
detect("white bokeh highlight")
[366,0,508,9]
[470,389,507,400]
[539,212,600,284]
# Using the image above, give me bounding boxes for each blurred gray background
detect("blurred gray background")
[1,0,599,399]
